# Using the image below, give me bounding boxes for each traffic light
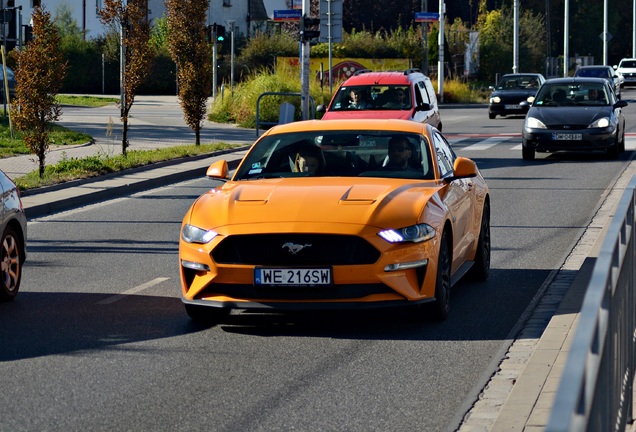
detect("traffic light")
[300,15,320,42]
[216,24,225,42]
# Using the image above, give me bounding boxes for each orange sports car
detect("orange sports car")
[179,119,490,322]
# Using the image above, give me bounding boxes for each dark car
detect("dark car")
[574,65,621,99]
[0,66,15,104]
[0,168,27,300]
[488,73,545,119]
[521,77,628,160]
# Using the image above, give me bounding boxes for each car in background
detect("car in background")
[615,58,636,87]
[488,73,546,119]
[317,69,443,131]
[0,168,26,301]
[0,66,15,104]
[521,77,628,160]
[179,119,490,323]
[573,65,621,98]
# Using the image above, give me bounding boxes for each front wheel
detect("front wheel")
[430,230,451,321]
[468,200,491,281]
[0,226,23,301]
[522,145,535,160]
[489,113,496,120]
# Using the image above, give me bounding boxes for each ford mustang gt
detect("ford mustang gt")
[179,119,490,323]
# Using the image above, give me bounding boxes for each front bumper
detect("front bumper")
[522,127,618,152]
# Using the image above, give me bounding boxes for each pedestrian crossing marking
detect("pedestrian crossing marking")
[445,135,636,152]
[459,136,510,151]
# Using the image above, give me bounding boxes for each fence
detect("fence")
[547,175,636,431]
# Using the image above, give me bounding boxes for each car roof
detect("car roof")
[500,73,543,77]
[576,65,612,70]
[543,77,608,84]
[339,69,428,85]
[264,119,430,136]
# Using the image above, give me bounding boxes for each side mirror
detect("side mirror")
[615,100,628,108]
[316,104,326,113]
[416,102,432,112]
[206,160,229,179]
[444,157,478,182]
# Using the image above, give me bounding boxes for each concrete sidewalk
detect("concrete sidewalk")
[5,95,633,431]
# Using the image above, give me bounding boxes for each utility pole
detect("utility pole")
[300,0,310,120]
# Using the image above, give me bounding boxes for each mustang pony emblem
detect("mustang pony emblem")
[282,242,312,254]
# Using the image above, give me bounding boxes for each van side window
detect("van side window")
[417,82,430,105]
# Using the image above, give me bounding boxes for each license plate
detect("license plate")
[254,268,332,286]
[504,104,521,109]
[553,133,582,140]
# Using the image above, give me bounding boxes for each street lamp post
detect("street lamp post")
[228,20,235,96]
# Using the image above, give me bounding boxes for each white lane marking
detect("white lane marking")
[461,136,510,151]
[625,136,636,151]
[97,277,170,304]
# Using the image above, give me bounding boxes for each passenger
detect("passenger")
[383,88,407,109]
[347,88,372,109]
[294,145,325,175]
[383,136,416,171]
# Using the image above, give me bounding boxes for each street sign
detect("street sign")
[273,10,302,22]
[415,12,439,23]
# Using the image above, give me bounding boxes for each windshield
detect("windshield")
[620,60,636,68]
[496,75,540,90]
[330,86,412,111]
[575,68,611,78]
[533,83,609,106]
[234,130,434,180]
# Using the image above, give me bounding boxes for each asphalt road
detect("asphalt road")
[2,90,636,431]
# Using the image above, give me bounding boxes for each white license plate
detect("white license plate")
[504,104,521,109]
[254,268,332,286]
[553,133,582,140]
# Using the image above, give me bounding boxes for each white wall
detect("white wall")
[12,0,251,39]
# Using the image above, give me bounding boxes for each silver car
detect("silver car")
[1,169,26,300]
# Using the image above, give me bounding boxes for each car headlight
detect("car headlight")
[378,223,436,243]
[525,117,546,130]
[491,96,501,103]
[182,224,218,244]
[589,117,610,128]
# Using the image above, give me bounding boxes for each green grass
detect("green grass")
[56,95,119,107]
[13,143,244,191]
[0,116,93,158]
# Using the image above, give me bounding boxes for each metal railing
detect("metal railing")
[255,92,316,137]
[547,176,636,431]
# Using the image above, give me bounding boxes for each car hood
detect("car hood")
[186,177,441,230]
[528,106,612,125]
[491,89,536,99]
[321,109,413,120]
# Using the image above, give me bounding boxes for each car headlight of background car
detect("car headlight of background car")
[182,224,218,244]
[378,223,436,243]
[588,117,610,128]
[524,117,547,130]
[490,96,501,104]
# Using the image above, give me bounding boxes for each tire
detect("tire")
[468,200,491,281]
[0,226,23,301]
[489,113,496,119]
[522,145,535,160]
[184,303,230,325]
[430,230,451,321]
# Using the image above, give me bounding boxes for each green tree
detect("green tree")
[12,6,67,178]
[99,0,155,155]
[165,0,212,146]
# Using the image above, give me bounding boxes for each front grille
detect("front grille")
[199,283,394,300]
[212,234,381,265]
[546,125,587,130]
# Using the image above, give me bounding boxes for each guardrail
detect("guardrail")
[547,175,636,431]
[255,92,316,137]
